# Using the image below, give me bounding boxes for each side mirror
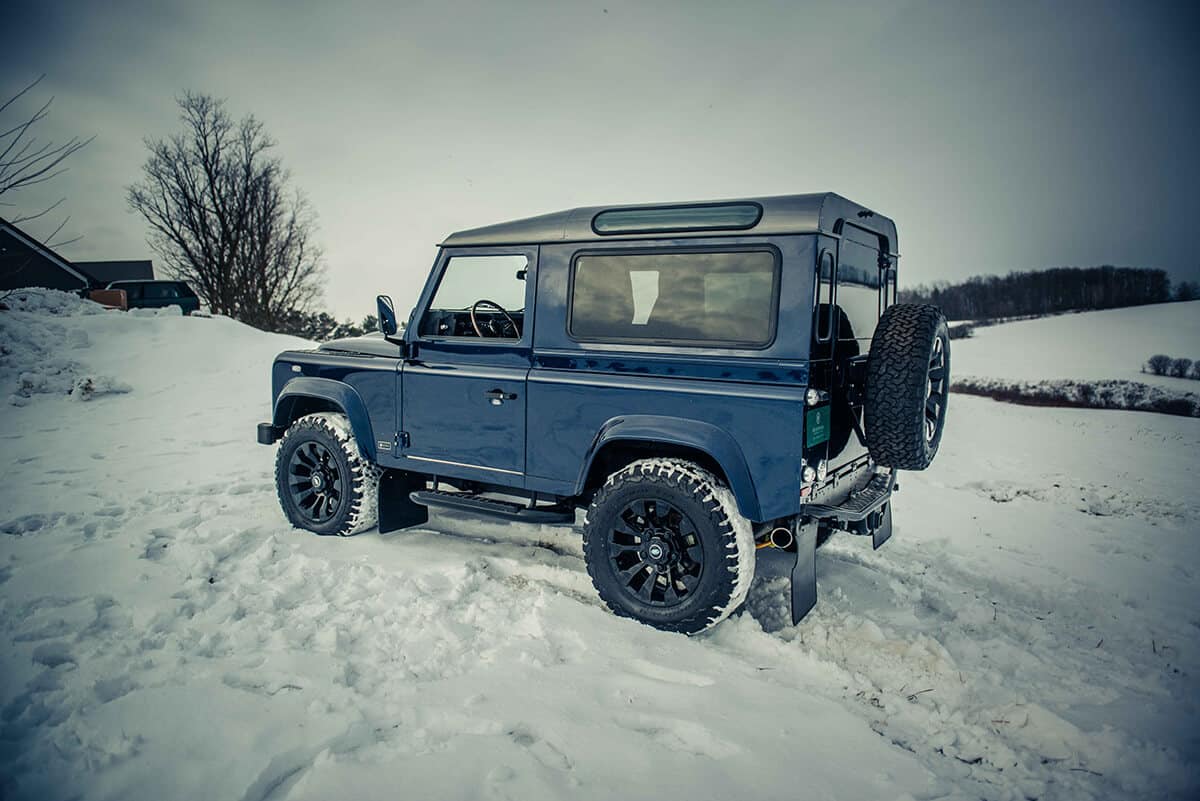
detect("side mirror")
[377,295,398,336]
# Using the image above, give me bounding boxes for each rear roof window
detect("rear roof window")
[592,202,762,235]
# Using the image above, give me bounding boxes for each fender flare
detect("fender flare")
[273,377,377,462]
[576,414,762,521]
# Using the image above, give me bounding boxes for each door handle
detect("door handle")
[485,388,517,404]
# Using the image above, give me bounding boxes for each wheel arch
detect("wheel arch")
[273,377,377,462]
[575,415,762,522]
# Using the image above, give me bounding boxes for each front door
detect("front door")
[401,248,535,481]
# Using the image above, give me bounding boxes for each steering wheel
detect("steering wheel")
[469,299,519,339]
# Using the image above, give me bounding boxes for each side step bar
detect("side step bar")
[409,490,576,525]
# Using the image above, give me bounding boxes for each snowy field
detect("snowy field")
[1,292,1198,800]
[952,300,1200,389]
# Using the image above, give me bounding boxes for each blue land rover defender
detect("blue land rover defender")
[257,194,950,633]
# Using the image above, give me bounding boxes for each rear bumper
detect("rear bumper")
[804,469,895,524]
[257,422,284,445]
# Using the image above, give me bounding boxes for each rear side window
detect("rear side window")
[143,283,181,299]
[570,249,778,346]
[592,203,762,235]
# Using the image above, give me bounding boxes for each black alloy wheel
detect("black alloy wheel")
[583,459,753,635]
[274,412,379,537]
[925,334,947,445]
[287,440,344,524]
[606,497,704,608]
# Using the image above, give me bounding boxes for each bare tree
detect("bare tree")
[126,92,323,329]
[0,75,92,298]
[0,75,92,230]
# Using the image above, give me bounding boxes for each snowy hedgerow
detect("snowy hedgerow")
[953,376,1200,417]
[1168,357,1192,378]
[1192,361,1200,380]
[947,322,975,340]
[1145,354,1172,375]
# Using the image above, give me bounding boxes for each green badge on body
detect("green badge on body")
[805,405,830,448]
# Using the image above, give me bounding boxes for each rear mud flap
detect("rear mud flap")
[790,518,819,625]
[378,470,429,533]
[788,502,892,625]
[872,502,893,550]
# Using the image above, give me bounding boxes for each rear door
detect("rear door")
[826,225,885,471]
[174,282,200,313]
[400,247,535,481]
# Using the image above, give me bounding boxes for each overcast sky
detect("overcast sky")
[3,0,1197,320]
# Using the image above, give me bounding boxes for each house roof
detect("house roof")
[440,192,898,253]
[74,260,154,283]
[0,217,93,286]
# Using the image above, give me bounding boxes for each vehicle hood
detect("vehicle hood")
[317,333,402,358]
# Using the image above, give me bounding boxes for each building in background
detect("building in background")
[0,217,153,292]
[74,260,154,284]
[0,217,93,292]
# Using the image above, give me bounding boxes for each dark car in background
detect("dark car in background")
[105,280,200,314]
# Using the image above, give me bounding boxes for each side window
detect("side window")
[120,284,143,300]
[570,249,778,346]
[419,254,528,339]
[813,249,835,344]
[144,283,181,300]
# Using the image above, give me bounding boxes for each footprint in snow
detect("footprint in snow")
[625,658,715,687]
[31,641,75,668]
[1,512,65,536]
[93,675,137,703]
[616,714,739,759]
[508,725,574,772]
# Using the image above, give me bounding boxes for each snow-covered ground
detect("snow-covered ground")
[2,291,1198,800]
[952,301,1200,389]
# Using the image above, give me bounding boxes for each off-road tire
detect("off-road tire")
[275,412,380,536]
[582,459,755,635]
[864,303,950,470]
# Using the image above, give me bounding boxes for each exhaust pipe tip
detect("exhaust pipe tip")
[768,526,794,550]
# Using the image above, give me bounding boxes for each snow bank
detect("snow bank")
[0,289,131,405]
[0,287,106,316]
[1,294,1198,800]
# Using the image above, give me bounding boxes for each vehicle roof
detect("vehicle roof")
[106,279,180,285]
[440,192,897,253]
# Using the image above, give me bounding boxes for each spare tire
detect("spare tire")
[864,304,950,470]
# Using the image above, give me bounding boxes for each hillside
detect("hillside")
[952,300,1200,389]
[1,290,1198,800]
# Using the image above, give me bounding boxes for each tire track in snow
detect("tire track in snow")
[710,532,1200,801]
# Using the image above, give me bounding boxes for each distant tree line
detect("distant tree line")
[898,266,1190,321]
[1146,355,1200,380]
[273,311,380,341]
